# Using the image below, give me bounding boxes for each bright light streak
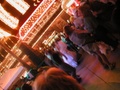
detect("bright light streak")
[6,0,30,15]
[0,4,19,29]
[66,0,74,8]
[61,0,74,9]
[0,28,11,38]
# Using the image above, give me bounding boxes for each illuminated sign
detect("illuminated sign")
[19,0,55,39]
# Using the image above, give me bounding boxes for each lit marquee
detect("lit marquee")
[19,0,55,39]
[0,4,19,29]
[6,0,30,15]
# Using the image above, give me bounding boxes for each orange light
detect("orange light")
[0,28,11,38]
[6,0,30,15]
[0,4,19,29]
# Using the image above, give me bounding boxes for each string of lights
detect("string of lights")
[6,0,30,15]
[0,4,19,29]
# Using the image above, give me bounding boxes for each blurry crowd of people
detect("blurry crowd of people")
[62,0,120,70]
[17,0,120,90]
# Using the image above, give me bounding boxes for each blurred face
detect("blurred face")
[77,9,83,18]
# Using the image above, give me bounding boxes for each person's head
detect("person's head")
[89,1,105,16]
[77,4,92,17]
[63,25,74,37]
[32,67,85,90]
[90,1,105,12]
